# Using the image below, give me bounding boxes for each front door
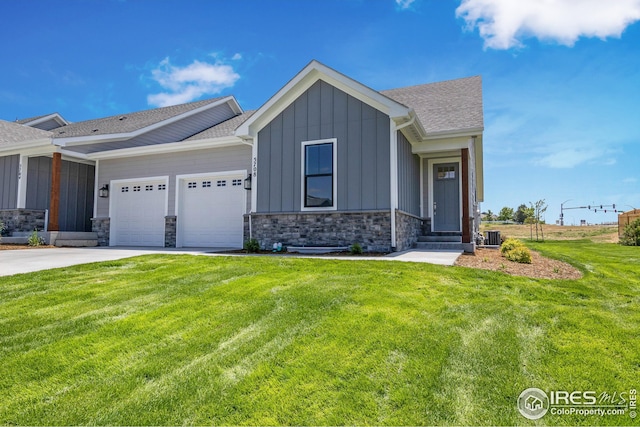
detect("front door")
[433,162,460,231]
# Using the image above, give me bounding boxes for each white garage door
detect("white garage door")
[178,174,245,248]
[111,180,166,246]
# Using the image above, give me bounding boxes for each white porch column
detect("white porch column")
[16,155,29,208]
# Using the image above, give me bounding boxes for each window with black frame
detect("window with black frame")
[304,142,334,208]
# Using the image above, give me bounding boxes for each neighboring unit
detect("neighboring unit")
[0,60,484,252]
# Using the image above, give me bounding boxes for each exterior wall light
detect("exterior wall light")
[244,175,252,191]
[98,184,109,198]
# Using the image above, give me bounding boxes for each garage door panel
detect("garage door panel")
[179,176,244,248]
[112,181,166,247]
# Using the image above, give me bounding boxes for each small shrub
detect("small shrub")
[620,218,640,246]
[505,246,532,264]
[244,238,260,253]
[28,229,46,247]
[350,243,363,255]
[500,238,524,255]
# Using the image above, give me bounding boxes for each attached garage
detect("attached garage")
[177,172,246,248]
[110,178,168,246]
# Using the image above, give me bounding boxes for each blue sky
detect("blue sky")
[2,0,639,224]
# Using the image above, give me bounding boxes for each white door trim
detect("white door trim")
[427,157,462,233]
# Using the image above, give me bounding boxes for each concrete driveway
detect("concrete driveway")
[0,247,463,277]
[0,247,212,277]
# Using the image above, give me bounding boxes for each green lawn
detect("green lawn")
[0,242,638,425]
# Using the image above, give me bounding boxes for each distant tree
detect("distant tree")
[620,218,640,246]
[530,199,548,241]
[514,204,532,224]
[483,210,496,221]
[498,207,515,222]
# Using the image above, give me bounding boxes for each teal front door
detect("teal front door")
[433,162,460,231]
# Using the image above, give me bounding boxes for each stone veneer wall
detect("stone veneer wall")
[0,209,46,234]
[395,210,423,252]
[247,210,392,252]
[165,216,176,248]
[91,217,110,246]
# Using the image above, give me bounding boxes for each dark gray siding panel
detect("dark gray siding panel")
[60,161,95,232]
[0,155,19,209]
[397,132,421,216]
[26,156,95,231]
[26,157,51,210]
[257,80,391,213]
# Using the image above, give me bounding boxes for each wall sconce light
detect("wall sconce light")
[98,184,109,198]
[243,175,252,191]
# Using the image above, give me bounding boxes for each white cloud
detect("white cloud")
[456,0,640,49]
[396,0,416,10]
[533,147,615,169]
[623,177,638,184]
[147,57,240,107]
[232,53,242,61]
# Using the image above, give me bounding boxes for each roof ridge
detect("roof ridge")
[380,75,481,93]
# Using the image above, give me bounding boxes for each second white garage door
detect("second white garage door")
[178,174,245,248]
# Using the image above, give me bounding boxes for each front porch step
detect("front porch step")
[55,232,98,240]
[414,242,466,251]
[1,237,29,244]
[418,235,462,243]
[54,239,98,247]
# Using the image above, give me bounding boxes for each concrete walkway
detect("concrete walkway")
[0,246,462,277]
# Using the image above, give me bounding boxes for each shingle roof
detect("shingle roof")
[184,110,256,141]
[51,97,226,139]
[0,119,52,148]
[381,76,483,135]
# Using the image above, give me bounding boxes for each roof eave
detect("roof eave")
[85,135,246,160]
[55,96,242,147]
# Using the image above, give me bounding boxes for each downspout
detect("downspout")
[390,120,399,250]
[389,112,416,251]
[239,138,254,240]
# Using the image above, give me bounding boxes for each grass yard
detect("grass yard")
[0,242,638,425]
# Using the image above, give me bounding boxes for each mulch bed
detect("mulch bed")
[455,247,582,280]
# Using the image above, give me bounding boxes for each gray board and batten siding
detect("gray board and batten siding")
[257,80,391,213]
[60,102,238,154]
[25,156,95,232]
[396,132,421,217]
[96,144,252,217]
[0,154,20,209]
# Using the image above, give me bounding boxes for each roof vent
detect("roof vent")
[118,116,127,121]
[58,130,66,134]
[92,129,99,133]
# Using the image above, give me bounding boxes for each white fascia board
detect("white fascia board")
[423,127,484,140]
[0,138,54,155]
[56,96,241,147]
[24,113,69,127]
[411,136,476,154]
[0,139,57,157]
[86,136,245,160]
[236,60,411,138]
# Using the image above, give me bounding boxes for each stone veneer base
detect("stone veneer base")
[0,209,47,234]
[91,217,110,246]
[246,211,393,253]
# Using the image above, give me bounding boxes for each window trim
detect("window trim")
[301,138,338,211]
